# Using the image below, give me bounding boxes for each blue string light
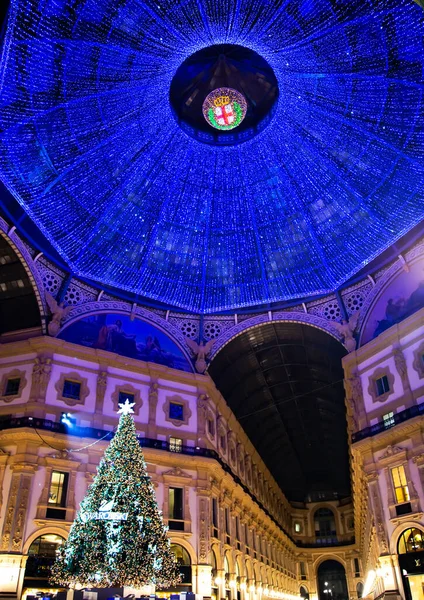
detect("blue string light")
[0,0,423,313]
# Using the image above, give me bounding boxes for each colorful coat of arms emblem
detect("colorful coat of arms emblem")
[202,87,247,131]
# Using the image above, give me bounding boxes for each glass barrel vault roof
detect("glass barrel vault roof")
[0,0,423,313]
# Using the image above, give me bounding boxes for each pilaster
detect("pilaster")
[0,465,36,553]
[29,354,52,416]
[147,381,159,437]
[93,368,108,427]
[367,473,389,555]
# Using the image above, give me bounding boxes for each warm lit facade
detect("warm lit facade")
[0,207,422,600]
[0,337,359,600]
[347,307,424,600]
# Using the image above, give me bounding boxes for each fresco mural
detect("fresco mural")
[59,313,192,372]
[361,259,424,345]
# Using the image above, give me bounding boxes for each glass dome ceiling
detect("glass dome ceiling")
[0,0,423,313]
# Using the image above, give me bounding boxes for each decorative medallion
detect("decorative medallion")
[202,88,247,130]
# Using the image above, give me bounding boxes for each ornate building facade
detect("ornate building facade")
[347,308,424,600]
[0,337,360,600]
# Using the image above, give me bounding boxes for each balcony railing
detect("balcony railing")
[296,535,355,548]
[352,402,424,443]
[0,415,355,549]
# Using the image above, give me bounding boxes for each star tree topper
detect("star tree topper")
[117,398,135,415]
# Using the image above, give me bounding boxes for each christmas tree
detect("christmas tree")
[51,399,180,589]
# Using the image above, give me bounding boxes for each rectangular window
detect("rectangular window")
[294,521,301,533]
[48,471,68,506]
[235,516,241,550]
[383,412,395,429]
[245,524,250,554]
[168,487,184,530]
[376,375,390,396]
[300,562,307,580]
[212,498,219,537]
[391,465,410,504]
[62,380,81,400]
[225,508,231,544]
[46,471,68,519]
[118,391,135,405]
[235,516,240,540]
[4,377,20,396]
[169,402,184,421]
[354,558,360,577]
[169,437,183,453]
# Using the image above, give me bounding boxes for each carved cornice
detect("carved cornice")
[379,445,407,465]
[162,466,192,480]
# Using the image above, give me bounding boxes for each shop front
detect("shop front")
[398,528,424,600]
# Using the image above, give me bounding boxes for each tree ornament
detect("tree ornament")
[117,398,136,415]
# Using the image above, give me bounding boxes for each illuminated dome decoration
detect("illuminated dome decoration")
[169,44,278,144]
[0,0,424,313]
[202,88,247,131]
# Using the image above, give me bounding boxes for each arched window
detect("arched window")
[356,582,364,599]
[171,543,191,565]
[317,560,348,600]
[170,544,192,586]
[25,534,65,580]
[224,555,231,589]
[398,528,424,554]
[314,508,336,541]
[211,549,218,593]
[300,585,310,600]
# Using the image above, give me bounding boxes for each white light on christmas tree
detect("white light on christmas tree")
[117,399,135,415]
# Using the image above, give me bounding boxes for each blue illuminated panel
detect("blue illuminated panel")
[0,0,423,312]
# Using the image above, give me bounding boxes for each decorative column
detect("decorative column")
[344,369,364,432]
[216,568,226,600]
[197,393,209,438]
[229,573,237,600]
[366,472,401,595]
[147,381,159,437]
[247,578,256,600]
[196,563,213,598]
[393,346,412,401]
[239,576,247,600]
[30,355,52,415]
[0,451,8,511]
[413,454,424,493]
[344,551,357,600]
[92,368,107,427]
[0,464,36,599]
[367,473,389,556]
[378,555,400,594]
[198,493,211,565]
